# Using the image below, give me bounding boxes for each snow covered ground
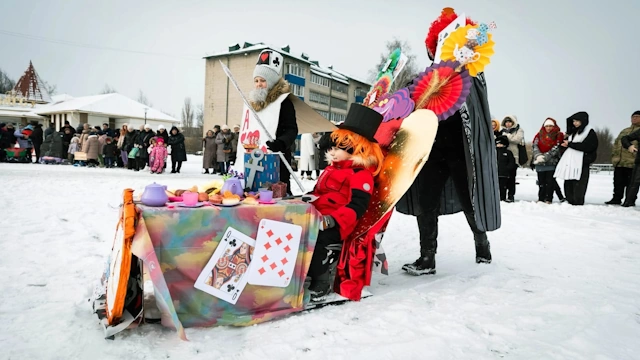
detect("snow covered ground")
[1,158,639,360]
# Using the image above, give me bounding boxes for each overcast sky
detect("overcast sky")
[1,0,638,138]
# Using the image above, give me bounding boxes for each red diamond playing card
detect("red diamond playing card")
[247,219,302,287]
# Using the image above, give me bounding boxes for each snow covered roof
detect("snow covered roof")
[35,93,179,123]
[205,43,370,87]
[51,94,75,104]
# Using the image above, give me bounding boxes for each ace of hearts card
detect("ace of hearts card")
[247,219,302,288]
[194,227,256,305]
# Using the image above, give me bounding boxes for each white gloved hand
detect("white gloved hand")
[533,155,545,164]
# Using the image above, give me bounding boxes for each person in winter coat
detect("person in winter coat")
[554,111,599,205]
[299,133,317,180]
[620,126,640,207]
[230,125,240,166]
[44,123,55,138]
[117,124,129,167]
[150,137,168,174]
[306,103,384,301]
[102,137,117,168]
[168,126,187,173]
[215,125,234,174]
[492,119,501,138]
[500,115,525,202]
[0,123,8,162]
[31,123,44,163]
[397,8,499,277]
[532,118,565,203]
[14,124,34,162]
[606,111,640,205]
[135,124,155,170]
[202,130,217,174]
[496,135,517,201]
[82,132,100,167]
[124,127,139,171]
[68,136,80,163]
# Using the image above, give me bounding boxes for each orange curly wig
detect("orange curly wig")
[425,7,476,60]
[330,129,384,176]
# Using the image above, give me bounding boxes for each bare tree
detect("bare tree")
[0,68,16,93]
[195,103,204,129]
[41,80,57,96]
[100,84,117,94]
[594,127,614,164]
[181,97,195,133]
[136,90,153,107]
[368,38,421,93]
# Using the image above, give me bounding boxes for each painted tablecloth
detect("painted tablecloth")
[130,200,321,339]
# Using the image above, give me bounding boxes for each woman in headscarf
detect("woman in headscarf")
[532,118,564,203]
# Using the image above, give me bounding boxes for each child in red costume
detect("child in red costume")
[307,104,384,301]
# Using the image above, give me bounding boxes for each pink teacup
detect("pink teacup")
[182,191,198,206]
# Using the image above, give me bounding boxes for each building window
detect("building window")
[311,74,330,87]
[330,97,348,110]
[331,81,348,94]
[330,112,346,123]
[287,63,306,78]
[315,109,330,119]
[290,84,304,97]
[309,91,330,105]
[355,87,368,97]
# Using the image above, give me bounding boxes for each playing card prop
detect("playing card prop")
[409,60,472,121]
[247,219,302,288]
[440,23,496,77]
[244,149,280,192]
[433,11,468,64]
[194,227,256,305]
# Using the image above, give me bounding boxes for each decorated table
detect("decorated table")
[95,194,321,340]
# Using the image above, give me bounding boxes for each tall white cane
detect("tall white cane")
[219,60,306,194]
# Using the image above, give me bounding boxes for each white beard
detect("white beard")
[249,88,268,103]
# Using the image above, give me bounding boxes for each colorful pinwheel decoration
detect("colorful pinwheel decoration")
[408,60,472,121]
[441,22,496,77]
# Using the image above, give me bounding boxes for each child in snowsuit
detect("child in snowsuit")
[150,137,168,174]
[496,135,517,201]
[68,136,80,164]
[307,104,384,301]
[102,137,117,168]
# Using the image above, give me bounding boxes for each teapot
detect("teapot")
[140,182,168,207]
[220,178,244,197]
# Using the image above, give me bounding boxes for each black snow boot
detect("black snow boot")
[605,198,622,205]
[309,244,341,302]
[403,212,438,276]
[474,232,492,264]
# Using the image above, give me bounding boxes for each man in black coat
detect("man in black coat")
[621,127,640,207]
[31,122,44,163]
[396,9,501,276]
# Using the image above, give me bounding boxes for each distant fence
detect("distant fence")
[590,164,614,173]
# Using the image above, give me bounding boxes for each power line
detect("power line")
[0,29,202,61]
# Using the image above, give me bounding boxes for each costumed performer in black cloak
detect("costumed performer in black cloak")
[396,8,501,275]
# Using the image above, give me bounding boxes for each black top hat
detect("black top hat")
[338,103,383,143]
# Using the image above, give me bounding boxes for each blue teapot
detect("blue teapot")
[140,182,168,207]
[221,178,244,197]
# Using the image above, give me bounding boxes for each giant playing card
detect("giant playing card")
[247,219,302,287]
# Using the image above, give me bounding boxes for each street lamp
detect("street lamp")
[144,107,148,124]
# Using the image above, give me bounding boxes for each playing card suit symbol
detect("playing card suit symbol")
[283,245,291,253]
[260,52,269,62]
[226,284,235,292]
[275,238,282,245]
[270,262,277,270]
[229,239,237,247]
[286,233,293,241]
[272,57,280,66]
[258,267,266,275]
[261,255,269,262]
[266,230,274,237]
[264,242,272,250]
[278,269,285,277]
[281,257,288,265]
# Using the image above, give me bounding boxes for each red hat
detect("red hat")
[156,137,165,144]
[425,7,476,60]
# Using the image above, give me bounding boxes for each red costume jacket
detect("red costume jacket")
[311,160,374,241]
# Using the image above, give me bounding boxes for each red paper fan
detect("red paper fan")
[408,60,471,121]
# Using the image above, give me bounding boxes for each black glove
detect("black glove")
[321,215,336,230]
[266,139,286,153]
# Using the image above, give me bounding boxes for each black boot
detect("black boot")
[203,169,209,174]
[309,243,341,301]
[605,198,622,205]
[403,212,438,276]
[474,232,492,264]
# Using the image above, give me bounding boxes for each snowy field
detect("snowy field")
[1,157,639,360]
